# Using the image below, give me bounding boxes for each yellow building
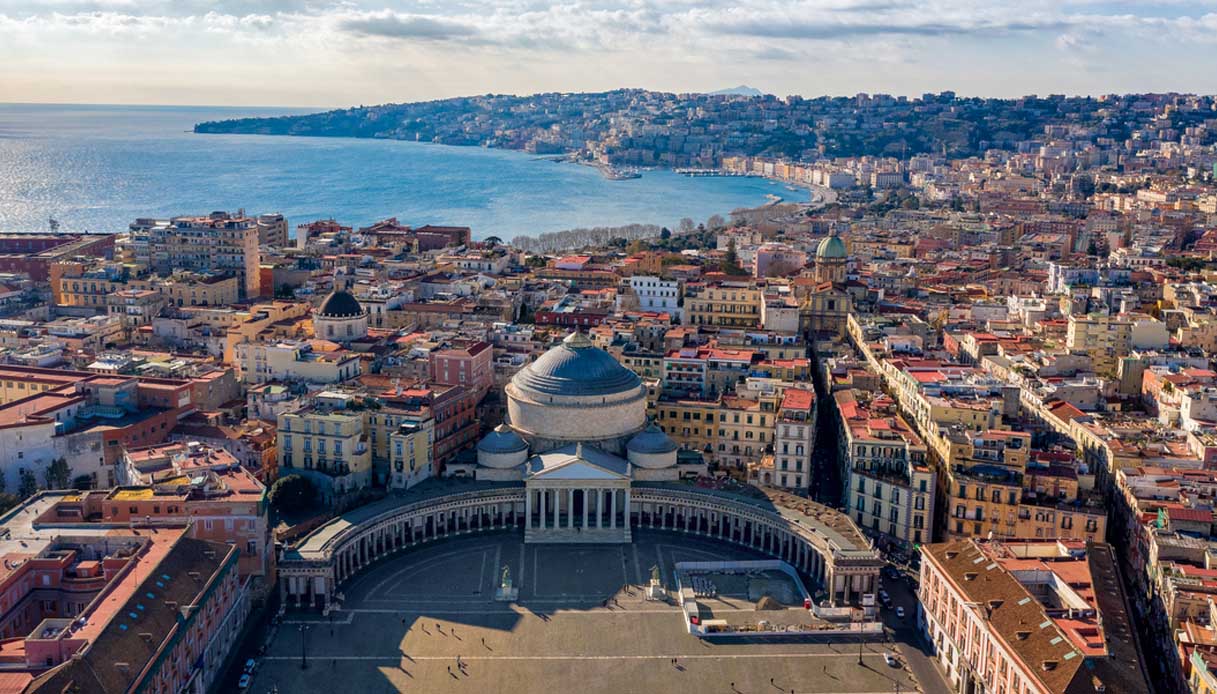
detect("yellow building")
[53,263,241,310]
[389,421,434,490]
[654,396,719,456]
[277,402,372,501]
[619,351,664,381]
[715,394,777,473]
[685,281,761,328]
[1066,314,1134,376]
[223,301,311,364]
[940,428,1105,542]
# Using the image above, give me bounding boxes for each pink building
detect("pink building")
[753,243,808,278]
[919,538,1150,694]
[429,340,493,398]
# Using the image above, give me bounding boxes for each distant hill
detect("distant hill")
[708,85,765,97]
[193,87,1187,164]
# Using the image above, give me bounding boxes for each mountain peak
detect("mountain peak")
[707,85,764,97]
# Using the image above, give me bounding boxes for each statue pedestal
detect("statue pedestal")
[646,578,666,601]
[495,580,518,602]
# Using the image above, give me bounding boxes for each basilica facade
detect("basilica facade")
[474,331,701,542]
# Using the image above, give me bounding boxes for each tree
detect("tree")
[626,239,649,255]
[484,235,504,246]
[660,227,672,240]
[0,493,18,515]
[18,468,38,500]
[720,238,748,276]
[525,255,548,268]
[678,218,695,234]
[268,474,317,513]
[44,458,70,490]
[706,214,726,230]
[72,474,94,491]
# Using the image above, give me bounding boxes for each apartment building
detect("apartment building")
[624,275,682,320]
[147,212,261,297]
[278,395,373,502]
[234,340,362,384]
[771,388,816,490]
[684,280,761,328]
[836,389,935,548]
[938,428,1105,542]
[1066,313,1169,376]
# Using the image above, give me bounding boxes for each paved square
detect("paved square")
[250,531,919,694]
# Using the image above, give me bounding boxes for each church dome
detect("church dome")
[627,425,678,455]
[318,289,363,317]
[477,424,529,470]
[512,331,642,397]
[478,424,528,455]
[816,235,847,260]
[505,331,648,454]
[627,423,679,470]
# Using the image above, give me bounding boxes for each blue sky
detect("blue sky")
[2,1,1217,106]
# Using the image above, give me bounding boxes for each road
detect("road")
[878,569,951,694]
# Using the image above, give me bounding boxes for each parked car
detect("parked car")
[884,652,898,667]
[243,658,257,674]
[878,590,890,603]
[238,673,252,689]
[895,606,905,619]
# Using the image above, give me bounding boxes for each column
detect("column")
[609,488,617,529]
[623,489,631,530]
[593,488,600,528]
[551,488,559,528]
[525,488,534,529]
[583,489,590,528]
[567,489,575,528]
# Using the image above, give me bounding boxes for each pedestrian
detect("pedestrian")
[770,677,775,685]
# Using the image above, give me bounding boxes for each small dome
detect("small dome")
[318,290,363,317]
[511,331,642,397]
[627,424,678,455]
[477,424,529,454]
[816,235,847,260]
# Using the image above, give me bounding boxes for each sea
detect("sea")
[0,103,805,240]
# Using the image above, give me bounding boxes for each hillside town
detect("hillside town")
[4,91,1217,692]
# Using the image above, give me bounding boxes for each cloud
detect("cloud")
[338,12,480,42]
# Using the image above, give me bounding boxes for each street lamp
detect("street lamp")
[299,624,310,670]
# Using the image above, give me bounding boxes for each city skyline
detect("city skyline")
[2,0,1217,106]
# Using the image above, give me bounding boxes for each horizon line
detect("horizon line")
[6,87,1217,112]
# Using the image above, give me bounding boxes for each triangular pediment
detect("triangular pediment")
[526,444,631,481]
[530,460,626,480]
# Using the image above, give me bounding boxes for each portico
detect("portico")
[523,443,631,543]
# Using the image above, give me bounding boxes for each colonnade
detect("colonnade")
[524,485,629,530]
[279,486,881,610]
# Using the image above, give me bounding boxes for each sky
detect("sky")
[2,1,1217,107]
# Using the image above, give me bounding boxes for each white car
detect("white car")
[895,606,905,619]
[238,673,252,689]
[879,590,890,603]
[884,653,898,667]
[243,658,257,674]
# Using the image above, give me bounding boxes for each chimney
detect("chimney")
[188,571,201,581]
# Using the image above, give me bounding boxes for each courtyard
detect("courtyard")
[247,530,920,693]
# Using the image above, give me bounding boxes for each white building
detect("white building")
[625,276,682,321]
[234,340,361,384]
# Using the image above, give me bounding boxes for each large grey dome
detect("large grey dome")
[477,424,528,454]
[318,289,363,317]
[627,425,678,455]
[512,332,642,397]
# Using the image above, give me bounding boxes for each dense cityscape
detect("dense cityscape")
[4,87,1217,694]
